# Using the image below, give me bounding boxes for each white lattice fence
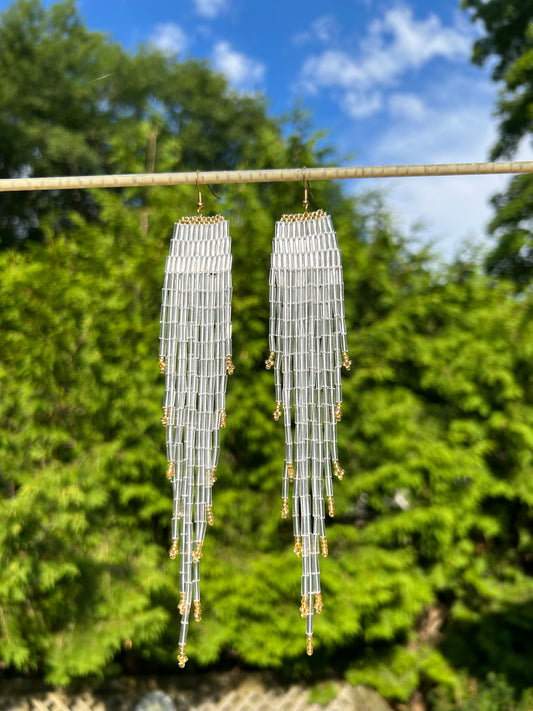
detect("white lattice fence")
[0,675,392,711]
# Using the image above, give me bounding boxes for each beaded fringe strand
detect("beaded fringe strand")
[267,210,350,655]
[159,215,233,668]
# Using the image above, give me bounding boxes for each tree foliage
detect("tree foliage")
[462,0,533,285]
[0,0,533,703]
[0,0,271,247]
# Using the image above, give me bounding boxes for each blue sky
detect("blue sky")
[3,0,531,258]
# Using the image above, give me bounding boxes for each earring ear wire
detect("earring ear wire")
[196,170,204,215]
[302,166,309,215]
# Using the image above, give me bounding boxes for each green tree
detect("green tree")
[3,177,533,697]
[0,0,365,681]
[461,0,533,285]
[0,0,271,248]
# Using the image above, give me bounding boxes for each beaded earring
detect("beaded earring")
[266,181,351,656]
[159,181,233,668]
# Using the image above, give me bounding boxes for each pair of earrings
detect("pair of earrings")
[158,192,350,668]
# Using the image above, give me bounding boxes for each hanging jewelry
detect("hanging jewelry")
[159,177,233,668]
[267,173,350,655]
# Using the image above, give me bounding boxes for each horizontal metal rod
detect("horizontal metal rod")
[1,161,533,192]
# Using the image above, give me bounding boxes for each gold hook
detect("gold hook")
[196,170,204,216]
[302,166,309,215]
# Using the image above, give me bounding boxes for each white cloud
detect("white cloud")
[301,6,474,117]
[360,77,533,260]
[344,90,383,119]
[193,0,227,19]
[363,6,471,78]
[302,50,365,93]
[388,93,427,121]
[213,41,265,92]
[312,16,338,43]
[293,15,339,46]
[374,77,493,163]
[149,23,187,55]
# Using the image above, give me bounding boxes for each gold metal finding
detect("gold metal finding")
[280,209,326,223]
[219,409,227,428]
[306,633,314,656]
[320,536,328,557]
[168,538,179,560]
[193,541,203,562]
[314,593,324,614]
[161,407,170,426]
[273,401,282,421]
[300,595,310,618]
[281,498,289,519]
[177,644,188,669]
[210,466,218,485]
[159,356,166,374]
[342,351,352,371]
[265,351,276,370]
[333,459,345,480]
[327,496,335,518]
[194,601,202,622]
[303,167,309,215]
[287,462,294,480]
[206,506,215,526]
[166,461,175,481]
[293,536,302,556]
[179,214,225,224]
[335,401,342,422]
[225,355,235,375]
[196,170,203,216]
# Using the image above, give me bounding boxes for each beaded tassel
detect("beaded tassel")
[267,209,350,655]
[159,214,233,667]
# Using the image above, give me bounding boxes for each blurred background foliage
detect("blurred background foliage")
[1,0,533,707]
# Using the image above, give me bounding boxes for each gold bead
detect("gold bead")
[159,356,166,374]
[333,460,344,480]
[293,536,302,556]
[265,351,276,370]
[166,461,175,481]
[306,633,314,656]
[314,593,324,614]
[327,496,335,518]
[206,506,215,526]
[320,536,328,557]
[300,595,310,618]
[335,401,342,422]
[219,409,227,428]
[194,601,202,622]
[168,538,179,560]
[342,351,352,371]
[177,644,188,669]
[281,498,289,519]
[193,541,203,562]
[273,401,282,421]
[225,355,235,375]
[161,407,170,426]
[287,462,294,481]
[178,593,187,616]
[210,466,218,485]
